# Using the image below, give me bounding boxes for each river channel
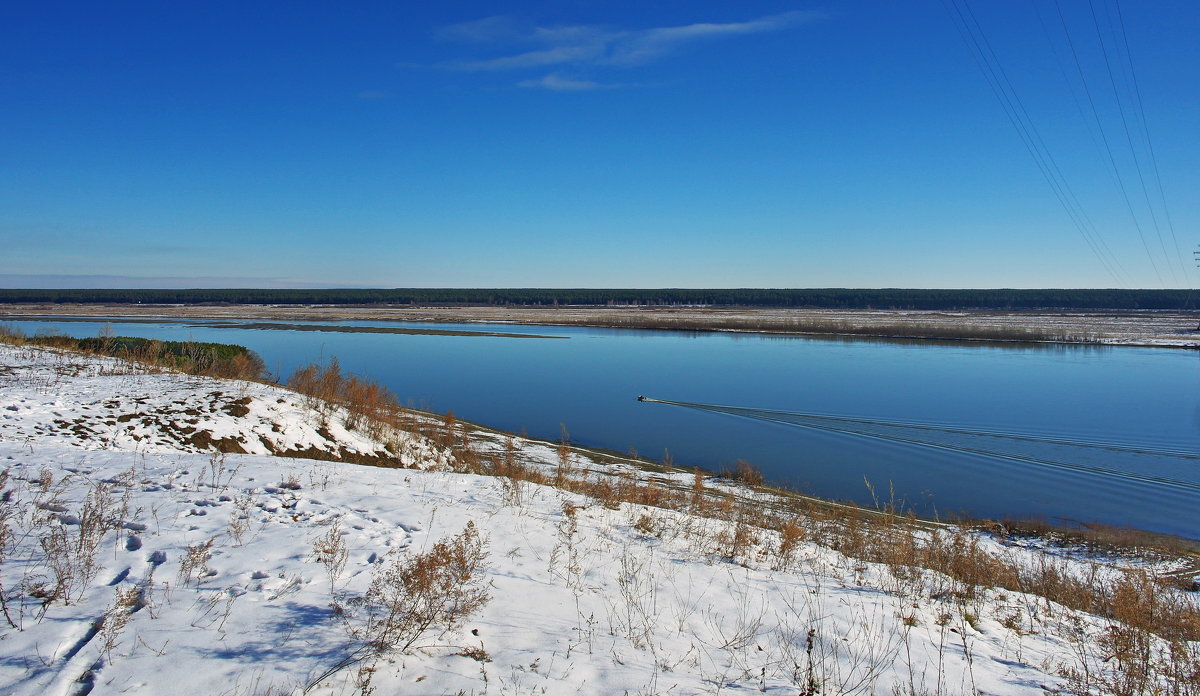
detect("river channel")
[6,316,1199,538]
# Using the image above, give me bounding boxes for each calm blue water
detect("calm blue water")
[7,316,1200,537]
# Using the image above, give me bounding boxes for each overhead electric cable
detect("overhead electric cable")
[942,0,1127,285]
[1111,0,1191,281]
[1082,0,1168,285]
[1032,0,1125,197]
[958,0,1122,278]
[1049,0,1165,286]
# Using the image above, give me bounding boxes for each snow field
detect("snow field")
[0,343,1196,695]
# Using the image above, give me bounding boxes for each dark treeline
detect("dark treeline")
[0,288,1197,310]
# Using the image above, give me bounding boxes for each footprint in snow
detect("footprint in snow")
[249,570,270,580]
[125,534,142,552]
[148,550,167,566]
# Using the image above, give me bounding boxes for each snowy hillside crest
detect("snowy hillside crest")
[1,342,1198,695]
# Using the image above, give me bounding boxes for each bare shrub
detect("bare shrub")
[39,480,129,607]
[286,357,398,432]
[226,495,253,546]
[344,521,490,655]
[690,468,707,513]
[312,520,349,591]
[201,450,241,492]
[0,322,26,344]
[0,469,15,628]
[609,546,658,650]
[98,584,144,657]
[178,538,216,588]
[555,425,573,487]
[491,436,544,506]
[777,593,905,696]
[727,459,764,486]
[549,502,583,589]
[439,411,458,450]
[720,507,759,565]
[773,518,806,572]
[633,513,660,537]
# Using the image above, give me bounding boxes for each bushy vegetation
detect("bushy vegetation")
[1,287,1197,310]
[286,358,399,437]
[0,325,266,380]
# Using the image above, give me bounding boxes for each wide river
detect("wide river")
[7,316,1199,538]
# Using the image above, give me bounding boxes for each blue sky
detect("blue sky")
[2,1,1197,289]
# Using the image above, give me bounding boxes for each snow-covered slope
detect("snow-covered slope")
[0,343,1189,695]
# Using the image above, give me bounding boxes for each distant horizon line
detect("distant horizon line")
[1,285,1196,291]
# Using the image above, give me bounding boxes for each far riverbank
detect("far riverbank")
[2,303,1197,348]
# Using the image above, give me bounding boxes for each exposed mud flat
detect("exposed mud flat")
[2,303,1197,347]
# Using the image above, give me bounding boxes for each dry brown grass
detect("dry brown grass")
[0,469,135,628]
[287,359,398,438]
[997,516,1200,557]
[431,425,1198,652]
[345,521,490,654]
[726,459,765,486]
[315,522,491,692]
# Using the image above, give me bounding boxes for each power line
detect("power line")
[1051,0,1164,286]
[1086,0,1172,285]
[1032,0,1120,196]
[1111,0,1192,282]
[942,0,1128,285]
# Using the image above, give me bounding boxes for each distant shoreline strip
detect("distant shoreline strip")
[0,315,566,340]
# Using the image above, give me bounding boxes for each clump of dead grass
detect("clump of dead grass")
[316,522,491,692]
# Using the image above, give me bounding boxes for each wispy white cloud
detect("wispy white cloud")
[461,43,609,72]
[604,12,818,67]
[440,11,821,83]
[517,73,616,91]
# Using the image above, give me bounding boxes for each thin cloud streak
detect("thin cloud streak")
[603,12,819,66]
[434,15,522,44]
[517,73,616,91]
[464,43,608,72]
[444,11,821,72]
